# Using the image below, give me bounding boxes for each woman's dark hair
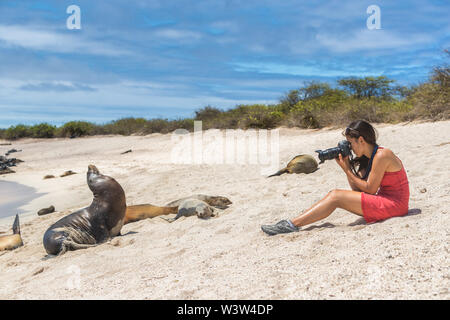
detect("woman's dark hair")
[342,120,378,178]
[342,120,378,145]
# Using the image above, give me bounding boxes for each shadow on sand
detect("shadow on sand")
[347,208,422,226]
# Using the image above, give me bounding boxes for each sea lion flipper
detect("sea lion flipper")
[12,214,20,235]
[268,168,288,177]
[60,240,97,254]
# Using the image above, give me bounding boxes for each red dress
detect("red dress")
[361,147,410,223]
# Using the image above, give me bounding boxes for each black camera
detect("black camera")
[315,140,352,164]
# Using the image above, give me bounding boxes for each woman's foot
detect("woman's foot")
[261,220,299,235]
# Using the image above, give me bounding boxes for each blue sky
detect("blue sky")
[0,0,448,128]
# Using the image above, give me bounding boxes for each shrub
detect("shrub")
[104,118,147,135]
[4,124,31,140]
[30,123,56,138]
[56,121,95,138]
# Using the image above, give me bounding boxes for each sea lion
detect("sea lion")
[38,205,55,216]
[43,165,126,256]
[0,214,23,251]
[60,170,76,177]
[124,204,178,224]
[123,195,231,224]
[43,175,55,180]
[268,154,318,177]
[162,199,217,223]
[5,149,21,156]
[165,194,232,209]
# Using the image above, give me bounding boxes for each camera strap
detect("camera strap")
[361,144,379,180]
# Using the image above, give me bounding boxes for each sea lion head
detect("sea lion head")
[86,165,126,205]
[87,165,112,193]
[197,205,214,219]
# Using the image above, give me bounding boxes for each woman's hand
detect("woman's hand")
[335,153,352,173]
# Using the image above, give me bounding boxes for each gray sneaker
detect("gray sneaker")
[261,220,299,236]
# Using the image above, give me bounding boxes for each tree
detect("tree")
[298,81,334,101]
[194,105,223,121]
[338,76,396,99]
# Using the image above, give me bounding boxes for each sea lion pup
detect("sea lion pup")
[124,204,178,224]
[0,214,23,251]
[165,194,232,209]
[43,165,126,256]
[268,154,318,177]
[162,199,217,223]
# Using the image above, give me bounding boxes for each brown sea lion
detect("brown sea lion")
[124,204,178,224]
[43,165,126,256]
[0,214,23,251]
[60,170,76,177]
[268,154,318,177]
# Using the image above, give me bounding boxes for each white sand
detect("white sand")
[0,120,449,299]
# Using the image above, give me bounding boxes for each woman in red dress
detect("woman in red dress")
[261,120,410,235]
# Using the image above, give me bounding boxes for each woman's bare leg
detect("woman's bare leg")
[291,189,364,227]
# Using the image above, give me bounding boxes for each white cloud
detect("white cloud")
[153,28,202,41]
[231,62,383,77]
[316,29,434,53]
[0,25,131,56]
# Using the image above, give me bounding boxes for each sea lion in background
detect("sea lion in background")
[124,204,178,224]
[60,170,76,177]
[162,199,217,223]
[0,214,23,251]
[38,205,55,216]
[43,165,126,256]
[165,194,232,209]
[268,154,319,177]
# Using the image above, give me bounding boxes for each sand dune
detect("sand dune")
[0,120,449,299]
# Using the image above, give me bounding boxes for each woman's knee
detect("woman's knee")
[326,189,344,206]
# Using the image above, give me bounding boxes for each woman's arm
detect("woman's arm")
[347,169,365,191]
[336,152,389,194]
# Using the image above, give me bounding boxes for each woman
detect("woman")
[261,120,410,235]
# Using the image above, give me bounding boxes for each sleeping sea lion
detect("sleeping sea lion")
[268,154,318,177]
[123,194,232,224]
[38,205,55,216]
[0,214,23,251]
[60,170,76,177]
[124,204,178,224]
[43,165,126,256]
[162,199,217,223]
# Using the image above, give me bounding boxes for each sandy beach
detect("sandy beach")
[0,120,449,299]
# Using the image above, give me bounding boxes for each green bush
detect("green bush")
[4,124,31,140]
[30,123,56,138]
[104,117,147,135]
[56,121,95,138]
